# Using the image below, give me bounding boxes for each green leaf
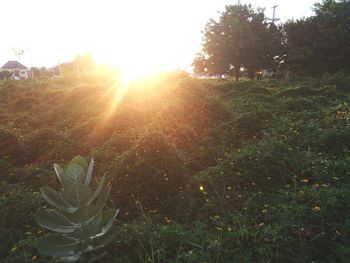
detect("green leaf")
[90,212,103,227]
[88,173,106,204]
[93,226,118,249]
[85,158,94,185]
[65,164,85,184]
[96,186,111,209]
[56,254,81,262]
[36,234,82,257]
[98,209,119,237]
[70,205,101,225]
[69,155,88,172]
[35,209,77,233]
[40,186,76,213]
[54,164,70,188]
[68,225,101,240]
[62,184,92,207]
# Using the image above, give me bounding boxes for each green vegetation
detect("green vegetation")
[194,0,350,79]
[34,156,119,262]
[1,72,350,262]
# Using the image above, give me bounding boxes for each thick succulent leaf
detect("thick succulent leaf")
[65,164,85,184]
[93,226,118,249]
[95,209,119,237]
[54,164,71,188]
[69,155,88,173]
[35,209,77,233]
[88,173,106,204]
[40,186,76,213]
[90,212,103,227]
[36,234,81,257]
[68,225,101,240]
[70,205,101,225]
[56,254,81,262]
[96,186,111,209]
[85,158,94,186]
[62,184,92,207]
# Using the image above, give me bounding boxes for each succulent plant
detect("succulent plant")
[34,156,119,262]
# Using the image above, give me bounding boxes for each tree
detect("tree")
[60,54,95,79]
[194,4,283,81]
[192,53,207,75]
[284,0,350,76]
[0,70,12,80]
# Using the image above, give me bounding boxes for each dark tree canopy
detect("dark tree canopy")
[195,0,350,80]
[194,4,283,81]
[284,0,350,76]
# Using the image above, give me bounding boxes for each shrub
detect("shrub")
[321,71,350,90]
[112,130,188,215]
[34,156,119,262]
[0,128,25,163]
[25,128,64,164]
[282,98,317,111]
[0,181,42,258]
[278,86,319,97]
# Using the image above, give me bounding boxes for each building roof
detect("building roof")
[1,61,28,70]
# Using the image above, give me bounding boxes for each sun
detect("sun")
[93,45,175,84]
[85,1,186,82]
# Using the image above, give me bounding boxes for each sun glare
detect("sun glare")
[94,45,175,83]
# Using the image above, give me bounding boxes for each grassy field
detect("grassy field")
[1,73,350,262]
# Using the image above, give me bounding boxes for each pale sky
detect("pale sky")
[0,0,320,72]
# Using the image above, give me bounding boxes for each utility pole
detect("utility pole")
[76,57,81,79]
[56,48,62,77]
[27,49,33,78]
[271,5,280,24]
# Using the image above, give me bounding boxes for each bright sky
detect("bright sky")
[0,0,320,73]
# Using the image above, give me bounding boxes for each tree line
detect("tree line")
[193,0,350,81]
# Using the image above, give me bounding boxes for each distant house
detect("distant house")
[0,61,31,80]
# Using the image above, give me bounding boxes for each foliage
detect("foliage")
[194,3,283,80]
[0,128,25,163]
[0,70,13,80]
[34,156,119,262]
[1,74,350,262]
[284,0,350,76]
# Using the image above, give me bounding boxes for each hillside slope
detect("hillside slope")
[1,75,350,262]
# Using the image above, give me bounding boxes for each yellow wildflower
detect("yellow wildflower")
[313,206,321,212]
[11,245,17,253]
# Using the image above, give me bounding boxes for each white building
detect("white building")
[0,61,31,80]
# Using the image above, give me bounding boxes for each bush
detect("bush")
[25,128,65,164]
[321,71,350,90]
[0,128,25,163]
[112,130,189,215]
[0,182,42,258]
